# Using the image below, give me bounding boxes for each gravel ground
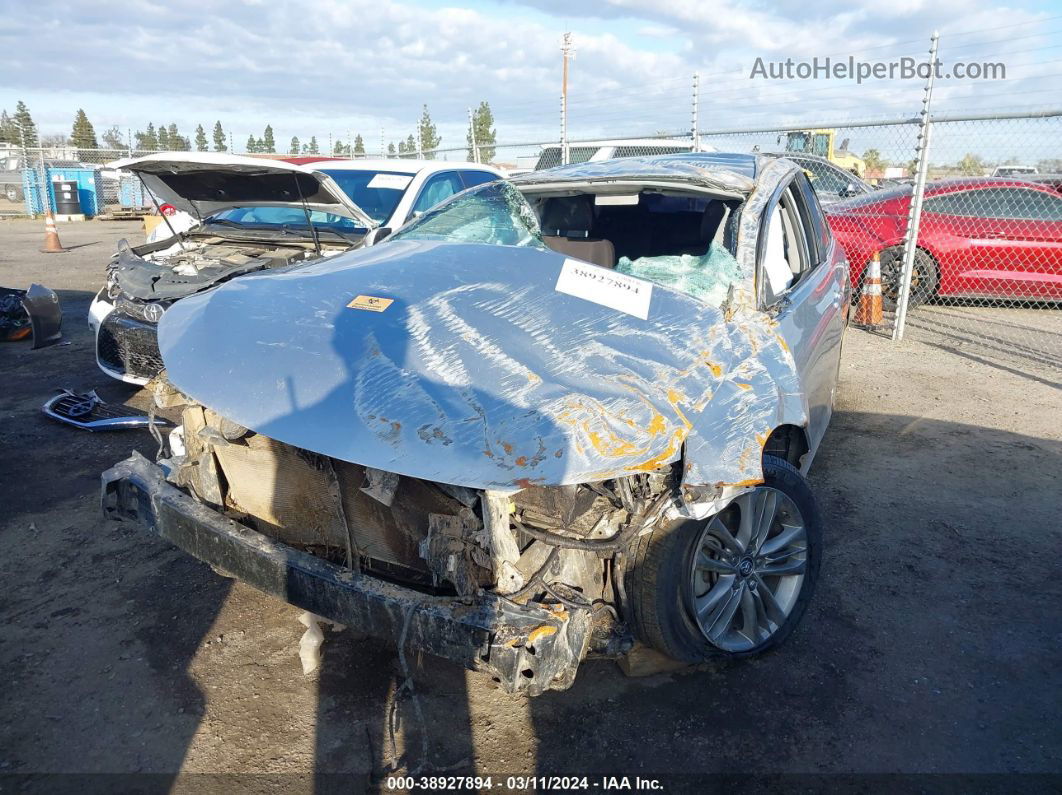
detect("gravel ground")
[1,218,1060,790]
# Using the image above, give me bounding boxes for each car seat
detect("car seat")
[540,196,615,268]
[677,201,729,256]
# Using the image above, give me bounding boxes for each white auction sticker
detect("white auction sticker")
[367,173,413,190]
[554,258,652,320]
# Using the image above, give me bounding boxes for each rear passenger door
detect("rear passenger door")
[758,173,847,458]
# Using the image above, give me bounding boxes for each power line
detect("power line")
[943,13,1062,38]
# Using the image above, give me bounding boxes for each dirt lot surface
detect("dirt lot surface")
[1,218,1060,790]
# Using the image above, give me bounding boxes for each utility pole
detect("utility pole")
[468,107,479,164]
[560,32,573,165]
[380,127,384,157]
[691,72,700,152]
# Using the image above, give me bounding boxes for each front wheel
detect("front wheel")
[626,455,822,662]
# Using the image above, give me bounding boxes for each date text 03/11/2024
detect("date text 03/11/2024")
[384,775,665,790]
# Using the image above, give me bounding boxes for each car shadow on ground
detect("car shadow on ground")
[302,410,1062,784]
[4,299,1061,785]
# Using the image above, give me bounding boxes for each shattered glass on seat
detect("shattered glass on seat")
[615,243,742,306]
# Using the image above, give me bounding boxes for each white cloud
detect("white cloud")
[0,0,1056,154]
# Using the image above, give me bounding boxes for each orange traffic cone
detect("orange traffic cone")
[854,251,884,328]
[40,210,66,254]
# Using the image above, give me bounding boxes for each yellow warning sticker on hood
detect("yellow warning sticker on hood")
[347,295,394,312]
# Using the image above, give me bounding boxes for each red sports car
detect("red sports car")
[826,177,1062,304]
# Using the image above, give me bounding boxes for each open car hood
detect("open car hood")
[158,240,805,490]
[107,153,377,229]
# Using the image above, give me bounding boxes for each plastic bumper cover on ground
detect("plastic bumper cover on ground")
[100,452,590,695]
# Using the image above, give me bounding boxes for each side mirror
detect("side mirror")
[840,182,862,198]
[364,227,391,246]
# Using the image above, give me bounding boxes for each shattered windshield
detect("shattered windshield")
[389,181,545,248]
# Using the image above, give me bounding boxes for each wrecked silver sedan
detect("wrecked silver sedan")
[102,153,849,695]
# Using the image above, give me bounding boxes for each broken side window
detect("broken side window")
[389,181,545,248]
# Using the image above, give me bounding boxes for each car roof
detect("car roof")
[311,159,502,175]
[763,152,837,166]
[828,175,1062,213]
[539,138,695,149]
[280,156,346,165]
[924,176,1061,194]
[512,152,764,194]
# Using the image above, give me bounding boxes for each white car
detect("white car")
[990,165,1038,177]
[89,154,504,384]
[534,138,716,170]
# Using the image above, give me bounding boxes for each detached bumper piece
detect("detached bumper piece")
[43,390,173,431]
[101,453,591,695]
[0,284,62,348]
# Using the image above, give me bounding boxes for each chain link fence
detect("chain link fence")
[698,119,925,336]
[893,113,1062,376]
[4,108,1059,376]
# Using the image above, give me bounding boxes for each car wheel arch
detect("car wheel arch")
[761,424,810,470]
[874,244,941,302]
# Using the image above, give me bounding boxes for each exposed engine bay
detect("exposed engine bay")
[150,377,681,674]
[108,232,353,302]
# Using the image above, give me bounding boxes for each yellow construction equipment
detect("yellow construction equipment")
[784,129,866,178]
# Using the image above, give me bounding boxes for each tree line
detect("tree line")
[1,100,499,163]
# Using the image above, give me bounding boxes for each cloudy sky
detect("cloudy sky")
[1,0,1059,158]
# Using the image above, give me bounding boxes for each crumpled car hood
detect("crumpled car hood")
[159,240,805,490]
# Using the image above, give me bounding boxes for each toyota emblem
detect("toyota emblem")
[143,303,165,323]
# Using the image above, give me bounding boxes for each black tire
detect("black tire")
[626,455,822,663]
[877,246,939,309]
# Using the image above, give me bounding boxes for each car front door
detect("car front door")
[758,174,847,458]
[405,171,465,224]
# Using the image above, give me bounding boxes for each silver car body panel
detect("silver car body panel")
[158,154,844,492]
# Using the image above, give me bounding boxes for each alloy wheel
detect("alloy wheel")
[688,487,808,652]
